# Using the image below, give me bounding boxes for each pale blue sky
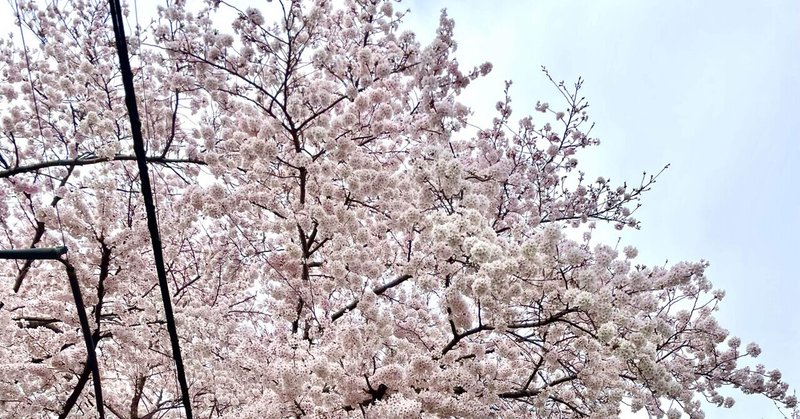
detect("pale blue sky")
[405,1,800,417]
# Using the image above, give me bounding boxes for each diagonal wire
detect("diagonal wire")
[107,0,194,417]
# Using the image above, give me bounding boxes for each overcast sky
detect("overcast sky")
[403,1,800,417]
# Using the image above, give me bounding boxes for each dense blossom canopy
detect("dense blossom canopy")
[0,0,794,418]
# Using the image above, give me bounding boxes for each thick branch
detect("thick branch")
[130,375,146,419]
[14,316,63,333]
[58,361,93,419]
[0,155,205,179]
[330,274,412,322]
[441,324,494,355]
[11,221,46,293]
[506,307,580,329]
[497,373,578,399]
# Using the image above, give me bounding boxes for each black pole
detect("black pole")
[61,259,105,419]
[0,246,67,260]
[106,0,194,417]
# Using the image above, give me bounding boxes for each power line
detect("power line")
[107,0,194,417]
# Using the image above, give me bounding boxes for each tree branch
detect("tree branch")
[0,155,205,179]
[330,274,412,322]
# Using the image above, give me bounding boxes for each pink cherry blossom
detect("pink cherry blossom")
[0,1,793,418]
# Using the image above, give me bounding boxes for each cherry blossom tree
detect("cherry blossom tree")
[0,0,794,418]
